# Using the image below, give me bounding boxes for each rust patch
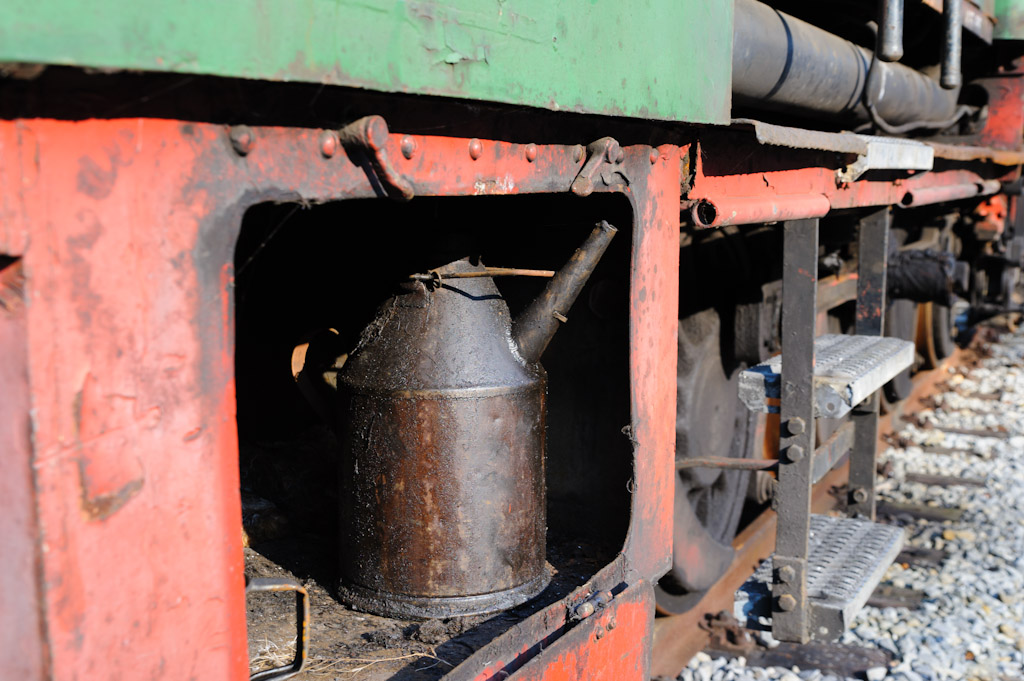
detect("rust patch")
[0,258,25,315]
[72,374,148,521]
[76,459,144,522]
[76,145,124,200]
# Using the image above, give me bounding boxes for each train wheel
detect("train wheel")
[655,308,755,614]
[916,301,956,370]
[882,299,916,405]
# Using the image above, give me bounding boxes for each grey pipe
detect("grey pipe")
[733,0,960,127]
[878,0,904,62]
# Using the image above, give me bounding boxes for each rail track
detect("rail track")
[651,316,1024,679]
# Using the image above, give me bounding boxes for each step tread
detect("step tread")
[738,334,915,418]
[736,514,906,640]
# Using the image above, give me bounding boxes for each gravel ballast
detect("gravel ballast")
[676,328,1024,681]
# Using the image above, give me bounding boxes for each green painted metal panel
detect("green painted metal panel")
[0,1,732,124]
[995,0,1024,39]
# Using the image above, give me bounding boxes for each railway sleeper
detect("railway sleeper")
[732,214,914,643]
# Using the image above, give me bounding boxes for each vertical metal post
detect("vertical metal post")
[877,0,904,62]
[772,218,819,644]
[849,208,890,519]
[941,0,963,89]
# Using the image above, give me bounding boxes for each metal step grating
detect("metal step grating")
[735,514,906,640]
[738,334,915,419]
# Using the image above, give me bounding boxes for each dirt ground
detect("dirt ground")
[245,534,608,680]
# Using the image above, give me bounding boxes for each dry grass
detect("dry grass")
[250,636,454,678]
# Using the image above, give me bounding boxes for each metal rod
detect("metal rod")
[941,0,963,89]
[410,267,556,282]
[878,0,905,62]
[676,456,778,471]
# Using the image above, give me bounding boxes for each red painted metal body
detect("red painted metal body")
[0,119,678,680]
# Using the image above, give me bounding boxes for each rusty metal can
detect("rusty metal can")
[334,260,549,618]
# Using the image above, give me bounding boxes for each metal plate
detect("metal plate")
[738,334,915,418]
[736,514,905,640]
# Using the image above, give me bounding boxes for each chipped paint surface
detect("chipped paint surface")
[0,0,731,123]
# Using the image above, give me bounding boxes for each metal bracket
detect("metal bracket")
[246,577,309,681]
[338,115,414,201]
[835,137,933,184]
[571,137,630,196]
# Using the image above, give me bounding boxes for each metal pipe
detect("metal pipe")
[690,194,831,229]
[941,0,963,89]
[900,180,1000,207]
[733,0,959,127]
[878,0,905,62]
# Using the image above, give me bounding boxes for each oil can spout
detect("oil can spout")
[512,221,618,364]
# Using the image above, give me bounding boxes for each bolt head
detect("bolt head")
[650,148,659,164]
[607,617,617,630]
[468,138,483,160]
[573,145,586,163]
[778,565,796,584]
[852,487,869,503]
[319,131,338,158]
[525,143,538,162]
[595,626,606,640]
[787,445,805,463]
[778,594,797,612]
[400,135,417,160]
[229,125,255,155]
[364,116,390,151]
[605,141,622,163]
[788,417,806,435]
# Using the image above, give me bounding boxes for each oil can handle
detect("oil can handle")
[246,577,309,681]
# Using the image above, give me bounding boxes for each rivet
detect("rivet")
[778,565,796,584]
[595,626,606,640]
[607,617,617,630]
[229,125,255,156]
[778,594,797,612]
[525,144,538,162]
[787,445,805,463]
[469,138,483,160]
[650,148,659,164]
[852,487,869,504]
[788,417,806,435]
[401,136,417,160]
[319,131,338,158]
[573,145,586,162]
